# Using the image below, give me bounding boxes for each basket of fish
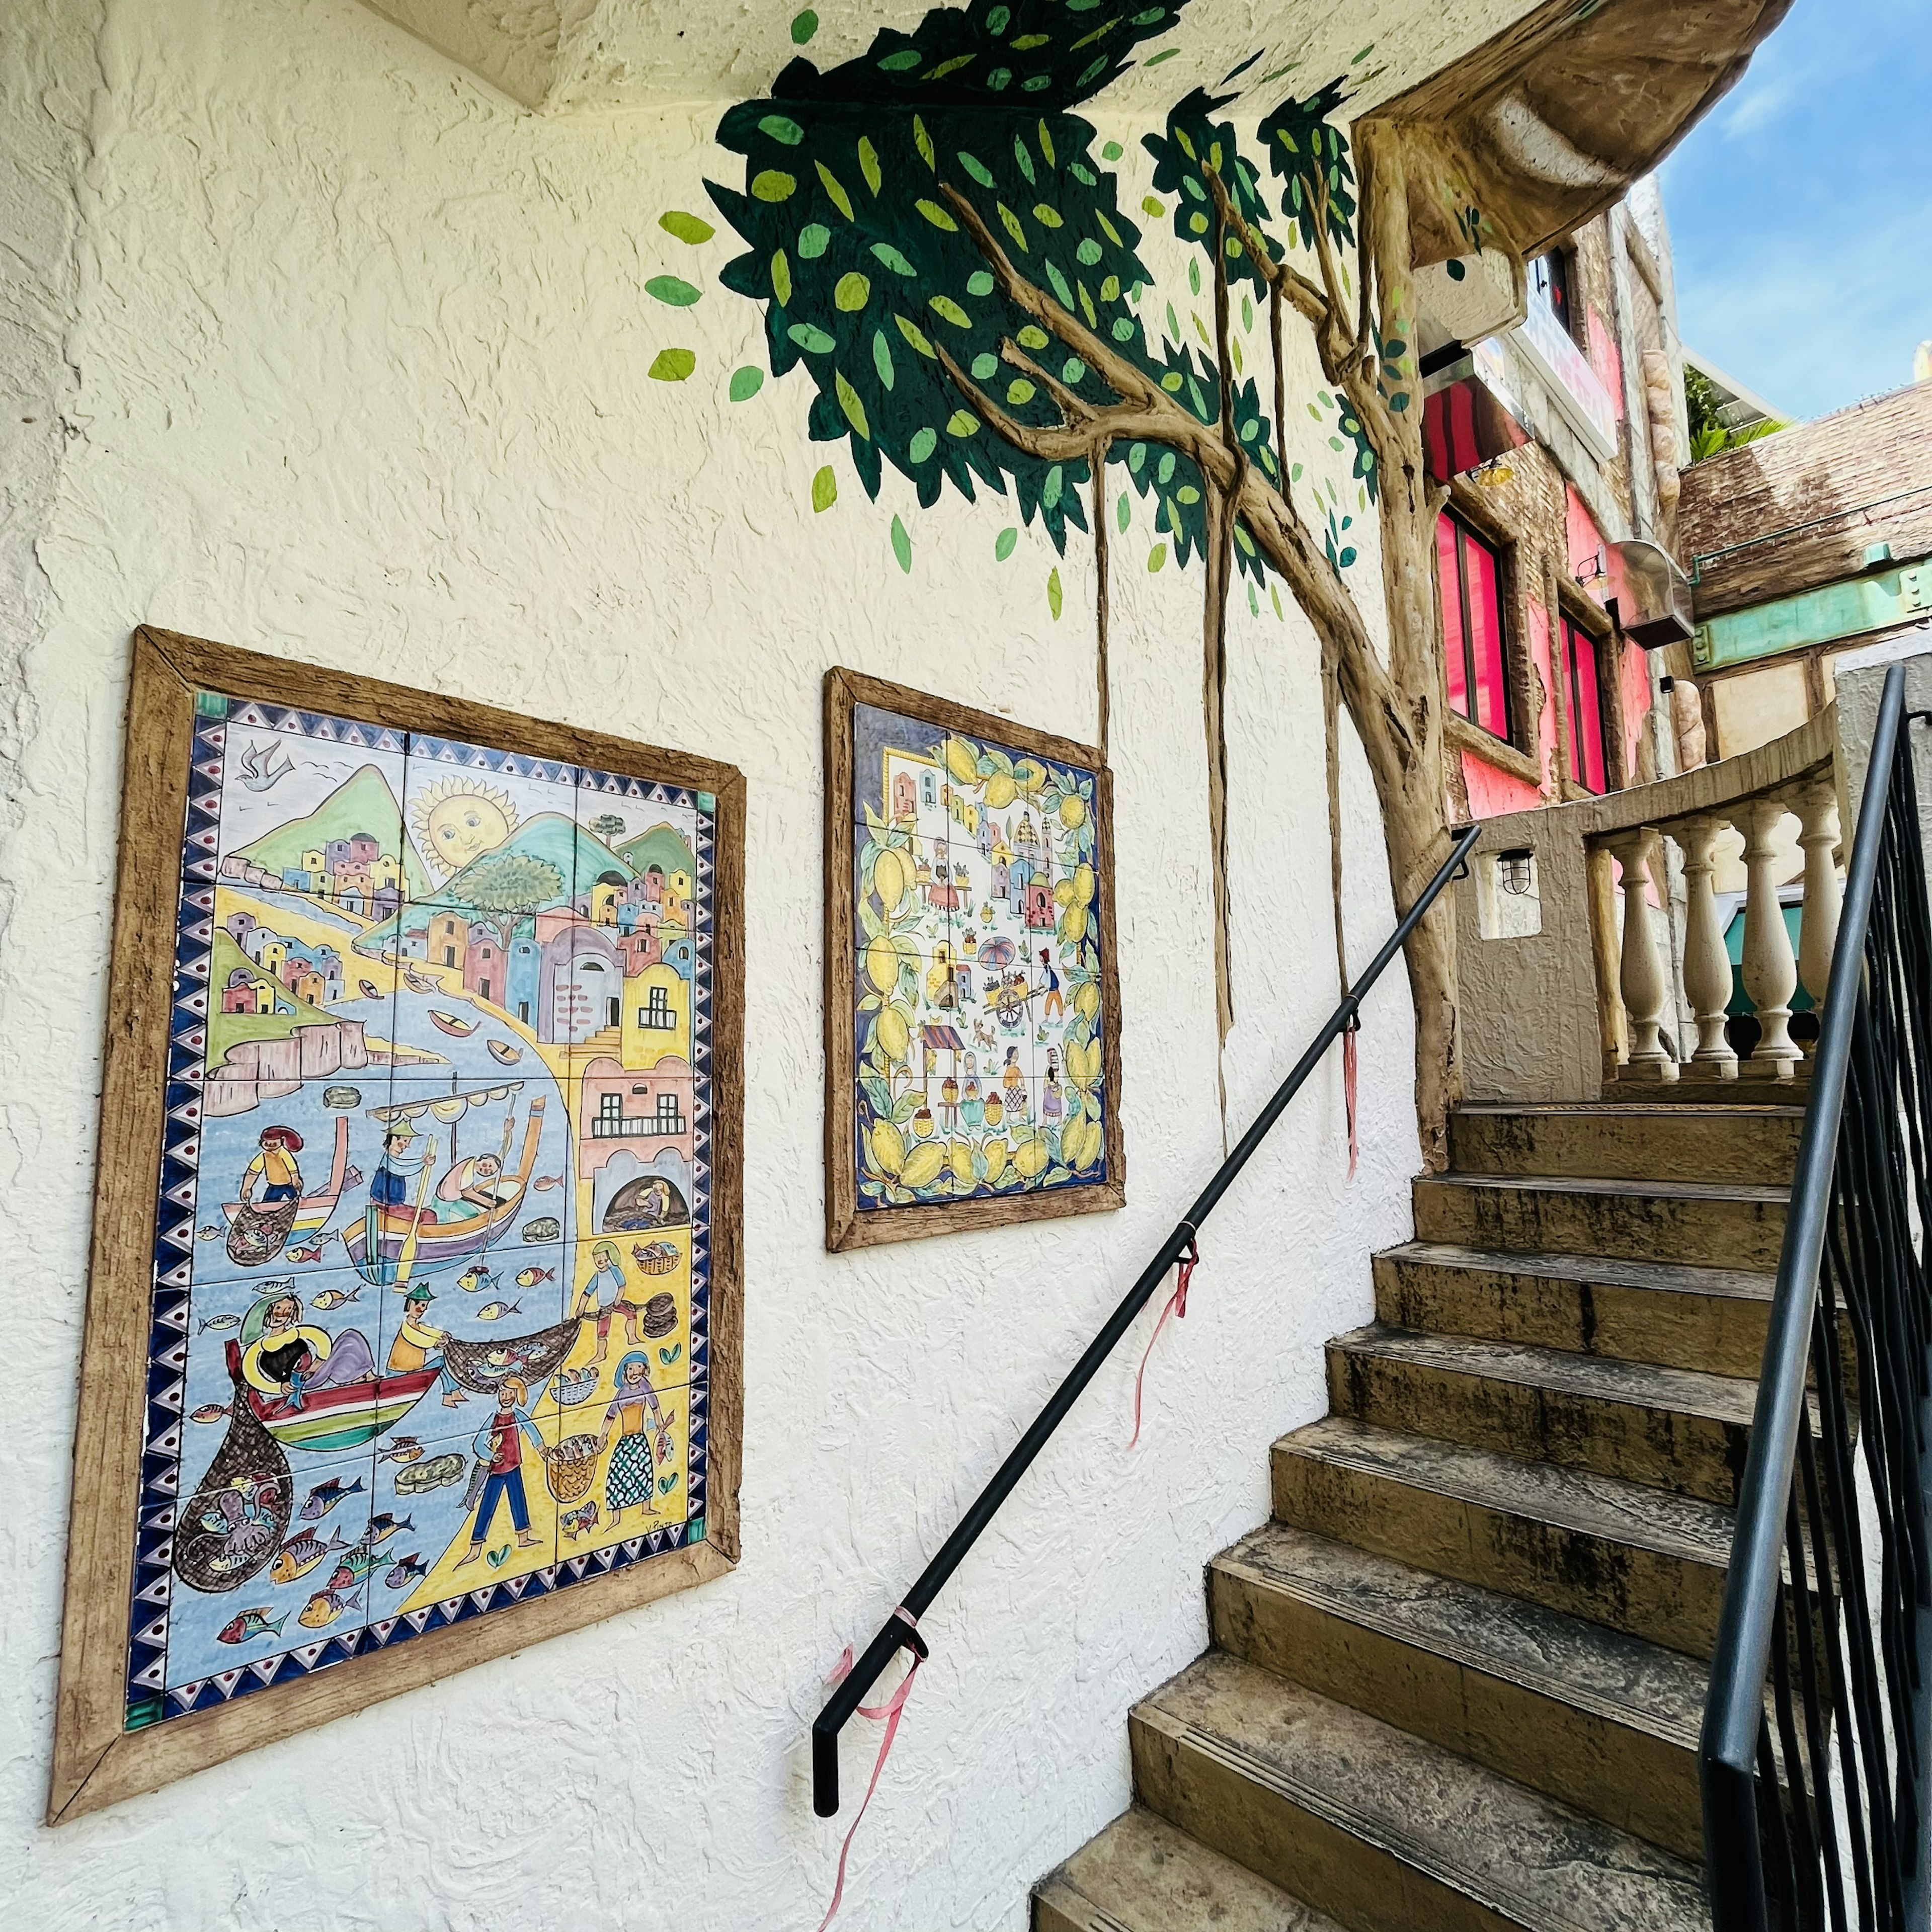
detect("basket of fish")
[630,1240,679,1276]
[541,1432,602,1506]
[551,1366,599,1408]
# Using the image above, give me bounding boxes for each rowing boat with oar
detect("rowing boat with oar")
[225,1339,440,1454]
[428,1009,476,1037]
[221,1115,350,1265]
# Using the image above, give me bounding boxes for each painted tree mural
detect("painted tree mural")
[711,0,1492,1165]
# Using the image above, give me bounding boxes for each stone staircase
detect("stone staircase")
[1034,1098,1804,1932]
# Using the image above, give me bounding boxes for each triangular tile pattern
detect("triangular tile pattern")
[127,704,721,1729]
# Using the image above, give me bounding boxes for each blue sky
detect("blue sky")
[1660,0,1931,423]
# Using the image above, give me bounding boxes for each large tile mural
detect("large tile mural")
[129,684,720,1732]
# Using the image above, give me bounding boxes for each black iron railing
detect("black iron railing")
[1701,664,1932,1930]
[812,820,1483,1815]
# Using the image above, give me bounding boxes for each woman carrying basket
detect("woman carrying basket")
[597,1352,671,1525]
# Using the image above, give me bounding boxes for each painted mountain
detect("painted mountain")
[234,763,434,899]
[616,822,695,879]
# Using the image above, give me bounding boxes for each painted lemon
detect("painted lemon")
[1013,1136,1049,1179]
[1066,1118,1102,1170]
[945,736,981,785]
[981,1139,1009,1185]
[864,934,903,995]
[869,1120,906,1179]
[1074,981,1101,1024]
[872,845,910,913]
[1058,793,1087,831]
[983,773,1016,810]
[900,1141,946,1190]
[948,1139,976,1179]
[1013,757,1048,793]
[1053,877,1075,907]
[1061,905,1088,945]
[1066,1038,1099,1083]
[1073,862,1095,907]
[874,1004,910,1063]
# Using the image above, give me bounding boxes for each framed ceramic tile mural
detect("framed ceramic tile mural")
[50,629,743,1820]
[824,668,1124,1251]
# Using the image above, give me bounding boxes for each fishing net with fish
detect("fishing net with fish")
[224,1198,299,1268]
[173,1361,293,1593]
[441,1316,581,1396]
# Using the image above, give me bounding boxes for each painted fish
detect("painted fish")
[290,1237,338,1264]
[384,1552,429,1589]
[513,1267,554,1288]
[476,1300,522,1322]
[376,1435,421,1464]
[359,1512,414,1551]
[217,1607,286,1645]
[297,1585,360,1630]
[269,1526,347,1586]
[532,1173,564,1191]
[299,1475,366,1520]
[327,1545,379,1590]
[190,1403,230,1425]
[456,1264,498,1295]
[308,1284,363,1311]
[522,1217,560,1243]
[198,1313,241,1333]
[198,1224,226,1241]
[560,1501,600,1542]
[392,1452,465,1495]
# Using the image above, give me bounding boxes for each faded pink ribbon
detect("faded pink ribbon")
[1128,1236,1200,1450]
[816,1607,923,1932]
[1342,1017,1360,1181]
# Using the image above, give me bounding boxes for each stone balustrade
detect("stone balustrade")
[1456,707,1843,1103]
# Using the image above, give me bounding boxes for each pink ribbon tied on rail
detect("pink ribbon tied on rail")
[1128,1234,1200,1450]
[816,1606,925,1932]
[1342,1015,1360,1182]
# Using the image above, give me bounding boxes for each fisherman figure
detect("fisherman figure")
[385,1283,467,1408]
[456,1376,544,1566]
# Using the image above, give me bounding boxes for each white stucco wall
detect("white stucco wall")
[0,2,1431,1925]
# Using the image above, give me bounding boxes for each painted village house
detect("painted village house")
[18,7,1930,1932]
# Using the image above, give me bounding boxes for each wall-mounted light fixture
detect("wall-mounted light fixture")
[1497,848,1535,897]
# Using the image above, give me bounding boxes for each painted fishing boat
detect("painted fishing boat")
[487,1038,522,1066]
[220,1115,350,1264]
[428,1009,476,1037]
[225,1341,440,1454]
[402,967,439,994]
[342,1091,544,1285]
[357,977,383,1000]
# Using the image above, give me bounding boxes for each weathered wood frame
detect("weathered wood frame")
[50,626,746,1823]
[823,667,1125,1252]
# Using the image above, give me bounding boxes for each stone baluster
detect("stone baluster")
[1739,797,1803,1080]
[1604,830,1677,1081]
[1675,814,1738,1079]
[1794,779,1843,1039]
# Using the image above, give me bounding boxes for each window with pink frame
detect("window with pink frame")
[1436,512,1512,746]
[1561,612,1611,795]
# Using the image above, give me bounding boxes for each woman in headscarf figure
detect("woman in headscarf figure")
[238,1286,376,1412]
[597,1351,670,1524]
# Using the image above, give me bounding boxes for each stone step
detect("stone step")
[1209,1523,1707,1859]
[1271,1414,1733,1657]
[1326,1323,1755,1505]
[1373,1240,1778,1379]
[1413,1172,1789,1270]
[1131,1653,1708,1932]
[1033,1805,1345,1932]
[1602,1072,1811,1106]
[1450,1102,1802,1186]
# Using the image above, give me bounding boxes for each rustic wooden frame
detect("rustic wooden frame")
[823,667,1125,1252]
[50,626,746,1823]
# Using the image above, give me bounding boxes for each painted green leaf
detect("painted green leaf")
[872,331,895,389]
[879,49,921,71]
[728,366,764,402]
[914,116,935,170]
[1148,542,1168,572]
[909,426,937,462]
[947,410,980,437]
[929,295,972,329]
[659,210,715,246]
[817,162,855,222]
[915,198,958,231]
[1062,357,1086,383]
[1032,203,1064,229]
[1102,140,1123,161]
[971,352,1000,379]
[812,465,837,513]
[788,322,836,353]
[1099,273,1119,301]
[925,52,976,80]
[835,370,870,438]
[998,203,1029,250]
[790,8,818,43]
[1075,237,1103,267]
[995,526,1018,560]
[895,313,936,358]
[870,243,917,278]
[1006,379,1035,405]
[647,348,696,381]
[966,270,995,297]
[857,136,881,196]
[1271,585,1284,620]
[751,170,796,202]
[1142,195,1164,218]
[958,150,996,188]
[1047,567,1063,619]
[1128,442,1146,472]
[798,223,831,259]
[835,272,871,312]
[1110,317,1136,342]
[760,114,803,145]
[645,275,701,307]
[1188,258,1201,296]
[1116,492,1131,533]
[1043,260,1074,307]
[987,3,1011,29]
[1017,324,1049,349]
[1145,46,1180,66]
[771,251,791,305]
[891,515,913,573]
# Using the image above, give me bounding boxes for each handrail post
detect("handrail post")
[810,823,1480,1819]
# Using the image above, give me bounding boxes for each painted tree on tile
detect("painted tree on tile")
[711,0,1504,1166]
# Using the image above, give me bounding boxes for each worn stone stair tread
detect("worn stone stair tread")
[1135,1653,1709,1931]
[1033,1805,1346,1932]
[1276,1415,1734,1568]
[1381,1240,1775,1303]
[1426,1171,1789,1206]
[1214,1521,1707,1752]
[1456,1101,1802,1116]
[1331,1322,1759,1426]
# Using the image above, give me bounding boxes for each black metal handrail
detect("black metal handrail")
[812,820,1483,1815]
[1701,663,1932,1930]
